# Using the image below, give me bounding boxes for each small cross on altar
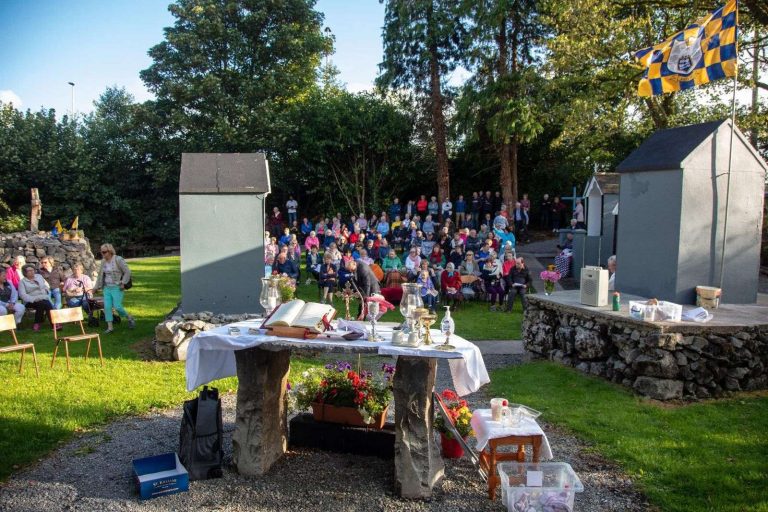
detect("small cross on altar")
[334,282,359,320]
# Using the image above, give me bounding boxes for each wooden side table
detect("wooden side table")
[479,434,543,500]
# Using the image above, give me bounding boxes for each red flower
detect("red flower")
[441,389,458,402]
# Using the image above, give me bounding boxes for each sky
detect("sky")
[0,0,386,116]
[0,1,760,116]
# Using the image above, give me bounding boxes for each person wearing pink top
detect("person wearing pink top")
[304,231,320,252]
[6,255,24,289]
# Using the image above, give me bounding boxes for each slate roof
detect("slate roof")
[617,119,726,173]
[179,153,270,194]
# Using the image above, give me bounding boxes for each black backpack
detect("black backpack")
[179,386,224,480]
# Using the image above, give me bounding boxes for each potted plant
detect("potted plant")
[435,389,473,458]
[294,361,395,428]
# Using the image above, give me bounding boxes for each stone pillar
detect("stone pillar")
[232,346,290,476]
[393,356,444,498]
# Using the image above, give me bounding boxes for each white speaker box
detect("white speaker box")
[580,266,609,307]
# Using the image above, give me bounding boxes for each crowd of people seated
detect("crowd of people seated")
[0,244,134,334]
[264,191,537,313]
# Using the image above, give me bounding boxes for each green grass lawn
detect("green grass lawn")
[0,256,520,481]
[491,362,768,512]
[295,277,522,340]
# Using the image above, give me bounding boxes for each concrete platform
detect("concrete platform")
[529,290,768,333]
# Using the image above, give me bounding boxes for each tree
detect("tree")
[458,0,547,205]
[140,0,331,153]
[284,89,426,216]
[378,0,466,202]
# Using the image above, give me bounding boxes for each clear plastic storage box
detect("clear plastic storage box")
[628,300,682,322]
[498,462,584,512]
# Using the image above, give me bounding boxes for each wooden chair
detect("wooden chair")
[480,434,543,500]
[50,307,104,372]
[0,314,39,377]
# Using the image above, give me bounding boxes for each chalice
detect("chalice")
[420,312,437,345]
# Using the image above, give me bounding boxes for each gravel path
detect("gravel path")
[0,354,650,512]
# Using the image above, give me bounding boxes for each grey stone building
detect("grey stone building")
[179,153,270,314]
[615,120,767,304]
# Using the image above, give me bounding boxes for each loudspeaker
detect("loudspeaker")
[580,266,609,307]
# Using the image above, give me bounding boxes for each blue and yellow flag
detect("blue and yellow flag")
[634,0,738,97]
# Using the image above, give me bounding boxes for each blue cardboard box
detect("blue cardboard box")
[132,453,189,500]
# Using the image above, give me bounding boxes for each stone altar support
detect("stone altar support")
[185,321,489,498]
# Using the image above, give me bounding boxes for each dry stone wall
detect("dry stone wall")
[0,231,98,278]
[523,296,768,400]
[153,311,262,361]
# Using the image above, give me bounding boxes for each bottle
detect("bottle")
[612,291,621,311]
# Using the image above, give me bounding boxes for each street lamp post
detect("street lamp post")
[67,82,75,118]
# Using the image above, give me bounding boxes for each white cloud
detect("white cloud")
[0,90,23,108]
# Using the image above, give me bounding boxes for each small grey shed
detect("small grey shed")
[615,119,767,304]
[179,153,270,314]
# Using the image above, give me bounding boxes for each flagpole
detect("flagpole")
[717,72,738,291]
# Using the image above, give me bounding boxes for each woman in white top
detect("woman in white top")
[18,265,55,331]
[95,243,135,333]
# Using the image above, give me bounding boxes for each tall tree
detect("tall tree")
[459,0,547,204]
[378,0,466,202]
[140,0,331,153]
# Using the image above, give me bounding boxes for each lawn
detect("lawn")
[0,256,521,481]
[490,362,768,512]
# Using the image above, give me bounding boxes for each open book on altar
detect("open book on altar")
[263,300,336,334]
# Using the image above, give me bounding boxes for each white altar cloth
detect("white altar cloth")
[471,408,553,459]
[185,320,490,396]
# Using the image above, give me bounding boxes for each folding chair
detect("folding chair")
[50,307,104,372]
[0,314,39,377]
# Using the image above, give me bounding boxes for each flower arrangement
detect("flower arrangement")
[540,265,561,295]
[435,389,473,440]
[294,361,394,425]
[270,274,296,302]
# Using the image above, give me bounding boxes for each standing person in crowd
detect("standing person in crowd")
[286,195,298,225]
[406,199,415,218]
[539,193,552,230]
[551,196,566,232]
[492,191,503,217]
[38,256,65,310]
[504,257,531,312]
[18,265,55,331]
[520,193,531,212]
[454,194,466,227]
[0,268,25,326]
[470,192,481,228]
[346,259,381,318]
[95,243,135,333]
[427,196,439,219]
[270,206,284,235]
[63,262,93,314]
[441,197,452,223]
[416,195,428,217]
[512,202,529,243]
[573,198,586,229]
[389,198,401,222]
[481,191,494,223]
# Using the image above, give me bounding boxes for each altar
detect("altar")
[185,320,490,498]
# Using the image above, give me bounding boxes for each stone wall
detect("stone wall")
[153,311,262,361]
[523,296,768,400]
[0,231,98,278]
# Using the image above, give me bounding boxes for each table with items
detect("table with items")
[471,408,553,500]
[186,320,490,499]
